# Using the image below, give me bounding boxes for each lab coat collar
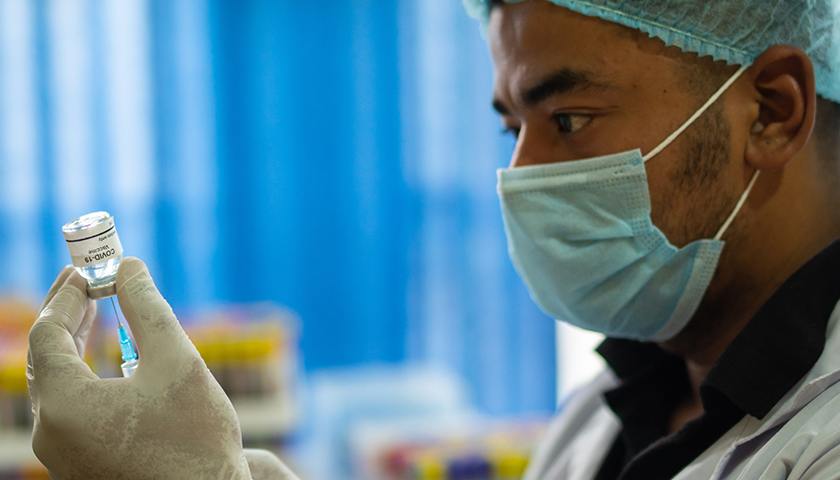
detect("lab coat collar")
[594,237,840,479]
[701,237,840,418]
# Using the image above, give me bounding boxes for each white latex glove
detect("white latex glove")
[244,449,299,480]
[27,257,298,480]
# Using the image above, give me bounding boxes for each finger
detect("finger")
[27,348,38,408]
[40,267,98,360]
[39,266,76,314]
[72,299,97,359]
[116,257,202,377]
[244,449,300,480]
[28,272,99,388]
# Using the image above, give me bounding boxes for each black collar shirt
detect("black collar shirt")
[592,238,840,480]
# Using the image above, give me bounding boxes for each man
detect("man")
[468,0,840,478]
[25,1,840,479]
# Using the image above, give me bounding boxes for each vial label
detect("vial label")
[63,217,124,268]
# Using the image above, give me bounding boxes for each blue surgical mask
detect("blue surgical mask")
[497,65,757,341]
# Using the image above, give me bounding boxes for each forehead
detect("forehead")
[487,1,673,102]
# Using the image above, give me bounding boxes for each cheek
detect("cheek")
[645,158,679,239]
[646,127,739,247]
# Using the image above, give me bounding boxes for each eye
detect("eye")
[553,113,591,133]
[501,126,521,139]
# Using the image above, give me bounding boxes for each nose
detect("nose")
[509,126,545,168]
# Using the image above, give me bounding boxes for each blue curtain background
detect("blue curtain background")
[0,0,556,415]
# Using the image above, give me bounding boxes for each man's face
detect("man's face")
[488,1,746,247]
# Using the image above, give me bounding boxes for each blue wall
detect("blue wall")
[150,0,411,369]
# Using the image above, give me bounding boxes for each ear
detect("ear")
[743,45,816,170]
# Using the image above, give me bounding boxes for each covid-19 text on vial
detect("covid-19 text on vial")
[85,248,117,264]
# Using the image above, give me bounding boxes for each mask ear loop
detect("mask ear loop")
[714,170,760,241]
[642,64,750,163]
[638,64,756,241]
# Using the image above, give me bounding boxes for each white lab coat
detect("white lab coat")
[524,298,840,480]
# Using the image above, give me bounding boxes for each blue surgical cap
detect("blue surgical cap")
[463,0,840,103]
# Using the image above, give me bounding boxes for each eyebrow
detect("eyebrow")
[492,68,611,115]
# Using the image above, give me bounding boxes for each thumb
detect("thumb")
[116,257,201,379]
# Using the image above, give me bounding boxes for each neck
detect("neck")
[659,257,772,396]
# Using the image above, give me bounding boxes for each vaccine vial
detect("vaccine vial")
[62,211,138,378]
[62,211,123,299]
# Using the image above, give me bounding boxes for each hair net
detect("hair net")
[463,0,840,103]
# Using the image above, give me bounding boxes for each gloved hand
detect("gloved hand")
[244,449,299,480]
[27,257,298,480]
